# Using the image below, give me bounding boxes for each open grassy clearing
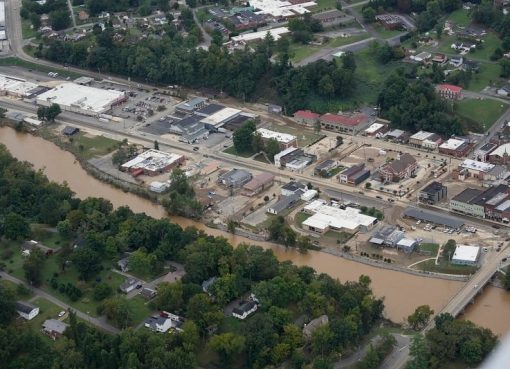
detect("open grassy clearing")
[413,258,478,275]
[445,9,471,27]
[469,63,502,91]
[68,133,120,160]
[268,123,324,147]
[127,295,153,326]
[455,98,508,130]
[418,243,439,255]
[21,19,37,39]
[222,145,255,157]
[294,211,312,228]
[290,34,370,63]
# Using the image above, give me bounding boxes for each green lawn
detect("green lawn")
[219,316,246,334]
[418,243,439,255]
[29,297,63,331]
[222,146,255,157]
[468,33,501,61]
[321,230,353,245]
[127,295,152,326]
[294,212,312,228]
[313,0,338,11]
[30,224,68,249]
[0,57,82,79]
[413,258,478,275]
[21,19,37,39]
[70,133,120,160]
[455,98,508,131]
[373,24,404,39]
[446,9,471,27]
[469,63,502,91]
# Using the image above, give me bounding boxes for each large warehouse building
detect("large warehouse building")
[36,83,126,116]
[0,74,40,97]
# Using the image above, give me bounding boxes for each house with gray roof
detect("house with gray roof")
[43,319,68,340]
[15,301,39,320]
[120,277,140,294]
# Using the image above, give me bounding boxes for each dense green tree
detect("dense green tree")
[72,246,101,280]
[103,297,133,328]
[408,305,434,330]
[233,120,257,154]
[0,285,16,326]
[209,332,245,367]
[23,249,46,287]
[3,212,30,240]
[93,282,113,301]
[153,281,184,312]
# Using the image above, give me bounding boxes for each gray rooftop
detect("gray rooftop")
[269,192,302,214]
[15,301,37,314]
[43,319,68,334]
[451,188,483,203]
[403,207,464,229]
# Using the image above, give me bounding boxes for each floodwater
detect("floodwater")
[0,126,508,335]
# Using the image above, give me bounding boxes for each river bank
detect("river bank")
[2,124,510,335]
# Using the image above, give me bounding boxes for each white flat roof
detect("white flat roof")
[365,123,384,134]
[452,245,479,262]
[302,203,377,231]
[440,138,466,150]
[201,107,241,126]
[410,130,434,141]
[460,159,495,172]
[37,83,125,114]
[256,128,296,143]
[489,143,510,158]
[397,238,416,247]
[121,149,183,172]
[0,74,38,96]
[231,27,290,42]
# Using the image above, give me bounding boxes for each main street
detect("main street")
[0,271,120,334]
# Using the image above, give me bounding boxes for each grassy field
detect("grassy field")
[373,24,404,39]
[29,297,63,331]
[222,146,255,157]
[21,19,37,39]
[314,0,338,11]
[30,224,68,249]
[0,57,81,79]
[414,258,478,275]
[321,230,353,244]
[468,33,501,61]
[418,243,439,255]
[290,34,370,63]
[455,98,508,131]
[446,9,471,27]
[469,63,502,91]
[68,133,120,160]
[127,295,152,326]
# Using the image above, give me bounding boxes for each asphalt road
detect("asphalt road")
[0,271,120,334]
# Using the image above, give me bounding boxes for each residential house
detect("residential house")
[419,181,448,204]
[267,192,302,215]
[242,172,275,196]
[497,84,510,97]
[338,164,370,185]
[312,9,354,27]
[432,53,448,64]
[318,112,370,134]
[281,181,307,196]
[117,256,129,272]
[293,110,320,126]
[119,278,140,294]
[436,84,463,100]
[15,301,39,320]
[218,168,252,188]
[232,301,258,320]
[411,51,432,63]
[449,55,464,67]
[201,276,217,295]
[303,315,329,339]
[43,319,68,340]
[439,138,470,157]
[62,126,79,136]
[379,153,418,182]
[145,312,184,333]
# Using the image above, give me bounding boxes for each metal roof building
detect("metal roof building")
[403,207,464,229]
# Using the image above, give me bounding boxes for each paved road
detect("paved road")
[472,106,510,153]
[379,334,411,369]
[0,271,120,334]
[192,8,211,50]
[67,0,77,28]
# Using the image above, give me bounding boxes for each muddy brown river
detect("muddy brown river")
[0,126,508,335]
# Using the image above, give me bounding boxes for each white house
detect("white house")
[232,301,258,320]
[15,301,39,320]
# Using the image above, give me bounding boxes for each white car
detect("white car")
[58,311,66,318]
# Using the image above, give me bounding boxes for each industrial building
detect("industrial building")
[451,245,480,266]
[242,172,275,196]
[120,149,184,176]
[230,27,290,42]
[250,0,316,18]
[312,9,354,27]
[36,83,126,116]
[302,200,377,233]
[218,168,252,188]
[256,128,297,149]
[0,74,40,97]
[403,207,464,229]
[201,107,241,130]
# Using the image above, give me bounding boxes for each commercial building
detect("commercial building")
[242,172,275,196]
[194,103,225,117]
[267,192,302,215]
[419,181,447,204]
[318,112,370,134]
[379,153,417,182]
[474,143,497,162]
[256,128,297,149]
[369,225,404,246]
[121,149,185,176]
[201,107,241,130]
[364,122,388,137]
[384,129,407,142]
[338,164,370,186]
[439,138,471,157]
[218,168,252,188]
[450,184,510,219]
[436,84,463,100]
[274,147,300,167]
[314,159,340,177]
[281,181,307,196]
[409,131,442,148]
[175,97,208,114]
[375,14,404,30]
[396,238,418,253]
[0,1,5,28]
[36,83,126,116]
[302,200,377,233]
[15,301,40,320]
[301,189,318,202]
[487,143,510,165]
[451,245,480,266]
[449,188,485,218]
[43,319,68,340]
[403,207,464,229]
[250,0,316,18]
[312,9,354,27]
[294,110,320,126]
[230,27,290,42]
[455,159,506,181]
[0,74,40,98]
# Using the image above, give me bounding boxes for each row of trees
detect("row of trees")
[37,103,62,122]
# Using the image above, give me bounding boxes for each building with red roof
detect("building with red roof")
[293,110,320,126]
[436,84,463,100]
[319,112,370,134]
